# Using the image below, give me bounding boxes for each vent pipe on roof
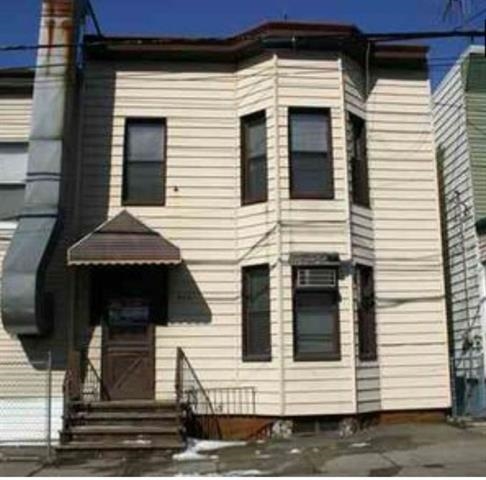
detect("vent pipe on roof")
[1,0,87,335]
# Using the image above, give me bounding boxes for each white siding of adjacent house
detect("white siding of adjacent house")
[369,70,450,410]
[433,51,482,390]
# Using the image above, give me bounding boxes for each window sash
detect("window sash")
[242,265,271,361]
[241,112,267,205]
[350,114,370,207]
[293,267,340,361]
[123,118,166,205]
[356,265,377,361]
[289,108,334,199]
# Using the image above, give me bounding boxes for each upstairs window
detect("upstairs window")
[349,113,370,207]
[0,142,27,223]
[289,108,334,199]
[293,267,340,361]
[123,118,166,205]
[241,111,267,205]
[242,264,271,361]
[355,264,377,361]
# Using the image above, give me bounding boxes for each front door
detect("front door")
[92,267,166,401]
[102,297,155,400]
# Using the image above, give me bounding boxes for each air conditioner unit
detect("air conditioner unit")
[296,268,337,289]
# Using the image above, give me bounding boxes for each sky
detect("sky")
[1,0,485,88]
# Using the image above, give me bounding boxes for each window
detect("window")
[355,264,377,361]
[0,143,27,222]
[349,113,370,207]
[242,264,271,361]
[241,111,267,205]
[123,118,166,205]
[289,108,334,199]
[293,267,340,361]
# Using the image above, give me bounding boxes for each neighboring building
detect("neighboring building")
[434,45,486,417]
[0,0,450,449]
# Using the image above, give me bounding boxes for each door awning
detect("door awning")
[67,210,181,266]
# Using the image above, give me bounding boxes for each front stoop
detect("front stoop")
[57,400,185,455]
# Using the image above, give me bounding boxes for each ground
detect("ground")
[2,422,486,476]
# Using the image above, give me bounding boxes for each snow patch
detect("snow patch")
[224,469,265,476]
[172,438,246,462]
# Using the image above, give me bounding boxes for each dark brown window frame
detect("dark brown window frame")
[355,264,377,362]
[288,107,335,200]
[241,110,268,206]
[349,112,370,208]
[122,117,167,207]
[292,266,341,362]
[242,263,272,362]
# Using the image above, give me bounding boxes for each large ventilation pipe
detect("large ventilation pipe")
[1,0,86,335]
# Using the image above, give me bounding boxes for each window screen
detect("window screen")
[0,143,27,221]
[123,119,166,205]
[293,267,340,361]
[241,111,267,205]
[242,264,271,361]
[289,108,334,199]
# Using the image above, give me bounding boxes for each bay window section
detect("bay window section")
[241,111,267,205]
[289,108,334,199]
[293,267,340,361]
[242,264,271,361]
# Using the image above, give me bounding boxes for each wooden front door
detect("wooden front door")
[102,297,155,400]
[93,266,166,401]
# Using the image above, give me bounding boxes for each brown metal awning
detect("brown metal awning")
[67,210,181,266]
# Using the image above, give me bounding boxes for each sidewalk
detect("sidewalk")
[2,422,486,476]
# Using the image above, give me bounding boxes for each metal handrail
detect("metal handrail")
[175,347,222,439]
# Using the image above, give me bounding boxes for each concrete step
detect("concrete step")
[71,411,179,421]
[78,400,177,410]
[57,438,184,453]
[70,425,180,435]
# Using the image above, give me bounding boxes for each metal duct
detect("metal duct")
[1,0,86,335]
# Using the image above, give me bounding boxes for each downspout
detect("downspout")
[272,53,285,417]
[1,0,87,335]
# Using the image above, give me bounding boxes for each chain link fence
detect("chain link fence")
[0,352,62,460]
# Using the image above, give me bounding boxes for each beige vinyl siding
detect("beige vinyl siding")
[278,53,355,415]
[433,50,482,384]
[343,57,381,413]
[370,70,450,410]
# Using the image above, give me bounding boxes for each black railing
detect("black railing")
[206,387,256,416]
[175,347,222,439]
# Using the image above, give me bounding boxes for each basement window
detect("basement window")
[293,266,341,361]
[0,142,27,224]
[123,118,166,206]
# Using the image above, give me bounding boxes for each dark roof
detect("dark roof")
[85,21,428,69]
[68,210,181,266]
[0,69,34,95]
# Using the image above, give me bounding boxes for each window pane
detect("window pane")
[356,265,377,360]
[127,121,165,162]
[246,119,266,158]
[242,112,267,204]
[126,162,165,203]
[295,291,338,356]
[291,152,332,196]
[0,185,25,221]
[291,112,328,153]
[243,265,271,360]
[0,143,28,183]
[246,156,267,202]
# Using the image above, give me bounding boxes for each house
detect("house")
[0,0,450,450]
[434,44,486,417]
